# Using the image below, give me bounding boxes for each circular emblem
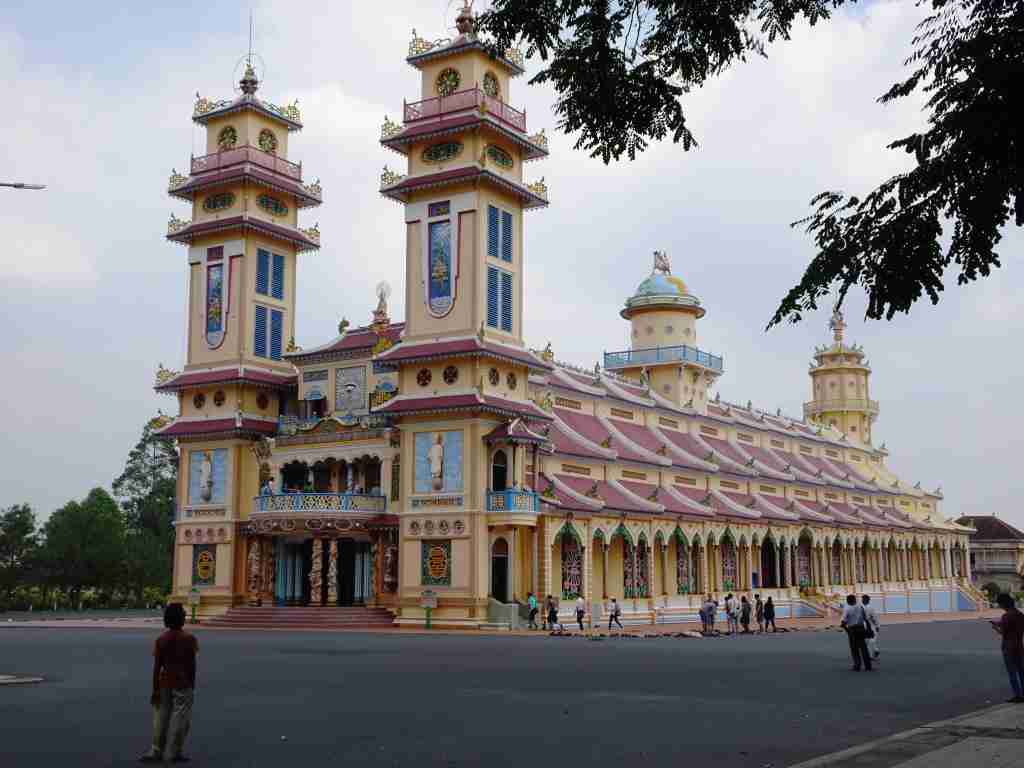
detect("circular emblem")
[422,141,463,164]
[337,519,352,531]
[257,392,270,410]
[184,529,193,541]
[417,368,432,387]
[213,389,225,407]
[193,392,206,409]
[203,192,235,212]
[488,368,500,386]
[427,543,449,579]
[257,194,288,217]
[258,129,278,153]
[485,144,513,169]
[483,71,499,98]
[217,527,226,540]
[439,520,450,534]
[435,67,461,97]
[409,521,421,535]
[454,520,465,534]
[506,371,517,390]
[424,520,435,534]
[443,365,459,385]
[217,125,237,150]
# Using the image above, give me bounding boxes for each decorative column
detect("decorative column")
[380,456,392,503]
[532,526,540,596]
[944,545,953,580]
[661,541,670,596]
[261,538,276,605]
[510,528,518,602]
[775,546,783,589]
[745,543,754,591]
[309,539,323,606]
[602,543,610,599]
[247,536,262,605]
[543,524,553,600]
[965,542,973,581]
[327,539,339,606]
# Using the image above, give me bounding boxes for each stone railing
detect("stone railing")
[486,488,540,514]
[253,492,386,515]
[190,145,302,181]
[604,344,724,373]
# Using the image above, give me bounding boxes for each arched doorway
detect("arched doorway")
[491,450,508,491]
[491,538,509,603]
[761,538,777,588]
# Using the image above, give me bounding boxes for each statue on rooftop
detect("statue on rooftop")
[653,250,671,275]
[829,304,846,343]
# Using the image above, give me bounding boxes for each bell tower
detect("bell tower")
[380,1,549,348]
[804,307,879,445]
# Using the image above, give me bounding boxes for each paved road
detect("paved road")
[0,619,1009,767]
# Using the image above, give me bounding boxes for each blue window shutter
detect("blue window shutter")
[256,250,270,295]
[487,267,499,328]
[501,210,512,262]
[271,253,285,299]
[500,271,513,332]
[487,206,499,258]
[270,309,283,360]
[254,305,268,357]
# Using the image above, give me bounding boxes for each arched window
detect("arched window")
[491,449,508,491]
[721,539,737,590]
[676,537,691,594]
[561,534,582,599]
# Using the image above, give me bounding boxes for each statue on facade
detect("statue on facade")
[653,250,671,275]
[429,433,445,491]
[198,451,214,502]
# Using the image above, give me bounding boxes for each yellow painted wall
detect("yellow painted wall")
[204,111,290,158]
[417,50,513,104]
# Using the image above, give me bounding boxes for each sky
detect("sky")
[1,0,1021,527]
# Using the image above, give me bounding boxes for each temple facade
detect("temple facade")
[155,7,980,626]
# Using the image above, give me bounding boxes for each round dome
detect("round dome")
[634,273,689,298]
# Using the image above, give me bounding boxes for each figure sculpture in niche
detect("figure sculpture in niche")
[199,451,214,502]
[429,433,445,491]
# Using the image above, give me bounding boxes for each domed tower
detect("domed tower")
[603,251,723,414]
[804,307,879,444]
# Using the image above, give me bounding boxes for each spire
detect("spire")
[456,0,475,36]
[240,11,259,95]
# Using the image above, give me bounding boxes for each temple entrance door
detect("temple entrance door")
[491,538,509,602]
[336,540,373,606]
[761,541,777,588]
[274,539,312,605]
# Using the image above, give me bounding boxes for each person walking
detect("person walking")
[140,603,198,764]
[544,595,560,631]
[740,595,752,634]
[755,594,765,633]
[724,593,736,635]
[840,594,872,671]
[608,597,624,631]
[526,592,538,630]
[990,593,1024,702]
[862,594,881,660]
[703,595,718,634]
[764,597,777,632]
[575,595,586,632]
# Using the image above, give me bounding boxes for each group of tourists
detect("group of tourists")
[525,592,586,632]
[698,594,778,635]
[839,594,882,671]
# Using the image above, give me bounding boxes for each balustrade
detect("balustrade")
[604,344,724,372]
[253,492,386,515]
[403,88,527,132]
[486,488,540,513]
[190,145,303,181]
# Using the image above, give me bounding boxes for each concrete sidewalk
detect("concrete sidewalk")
[789,702,1024,767]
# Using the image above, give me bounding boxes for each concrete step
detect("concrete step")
[204,606,395,630]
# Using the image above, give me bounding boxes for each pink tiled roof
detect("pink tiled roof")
[556,408,614,450]
[661,429,714,464]
[619,481,715,519]
[610,420,674,464]
[293,323,404,357]
[381,167,548,209]
[852,504,889,526]
[796,453,851,485]
[155,367,296,392]
[556,475,651,513]
[484,419,548,444]
[793,498,836,524]
[537,474,596,512]
[170,165,321,207]
[547,419,610,460]
[166,214,319,251]
[374,392,550,421]
[742,444,791,473]
[822,501,861,525]
[382,114,547,160]
[482,395,552,421]
[156,418,276,438]
[375,337,551,370]
[703,436,754,470]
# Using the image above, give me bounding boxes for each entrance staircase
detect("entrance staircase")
[202,606,395,630]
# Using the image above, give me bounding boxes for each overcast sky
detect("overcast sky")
[2,0,1020,527]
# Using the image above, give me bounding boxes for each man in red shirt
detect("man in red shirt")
[140,603,199,763]
[991,593,1024,703]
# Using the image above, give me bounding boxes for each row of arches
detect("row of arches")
[542,524,971,601]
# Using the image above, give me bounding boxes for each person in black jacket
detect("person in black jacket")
[764,597,777,632]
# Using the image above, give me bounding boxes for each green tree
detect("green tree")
[113,415,178,536]
[0,503,38,604]
[477,0,1023,323]
[40,488,125,609]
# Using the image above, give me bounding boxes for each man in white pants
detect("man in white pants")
[862,594,881,659]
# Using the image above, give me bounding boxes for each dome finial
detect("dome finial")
[456,0,475,35]
[829,303,846,344]
[653,250,671,275]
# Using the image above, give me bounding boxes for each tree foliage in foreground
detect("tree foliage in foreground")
[478,0,1024,324]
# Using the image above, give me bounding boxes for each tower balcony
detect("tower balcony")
[169,145,322,208]
[803,398,880,419]
[404,87,526,133]
[192,145,302,180]
[604,345,724,374]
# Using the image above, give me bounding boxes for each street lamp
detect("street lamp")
[0,182,46,189]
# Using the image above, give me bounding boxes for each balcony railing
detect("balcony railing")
[191,145,302,181]
[254,492,386,515]
[803,398,880,416]
[403,87,526,133]
[486,488,540,514]
[604,345,724,373]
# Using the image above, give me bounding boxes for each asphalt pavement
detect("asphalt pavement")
[0,618,1010,767]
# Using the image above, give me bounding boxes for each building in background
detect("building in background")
[956,515,1024,595]
[153,7,979,627]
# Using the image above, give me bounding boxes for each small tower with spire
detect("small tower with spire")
[804,306,879,444]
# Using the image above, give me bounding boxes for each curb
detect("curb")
[786,702,1018,767]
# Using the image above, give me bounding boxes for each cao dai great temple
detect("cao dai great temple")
[155,6,981,628]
